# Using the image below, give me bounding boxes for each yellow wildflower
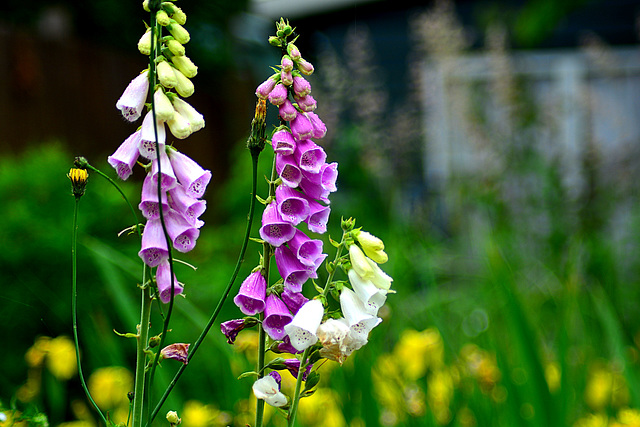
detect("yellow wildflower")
[46,336,77,381]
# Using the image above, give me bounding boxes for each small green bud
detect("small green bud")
[156,10,170,26]
[166,411,181,425]
[166,38,185,56]
[341,217,356,232]
[142,0,150,12]
[167,20,190,44]
[171,55,197,78]
[269,36,282,47]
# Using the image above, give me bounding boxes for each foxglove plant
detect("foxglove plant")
[220,19,395,427]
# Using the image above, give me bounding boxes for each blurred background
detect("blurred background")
[3,0,640,425]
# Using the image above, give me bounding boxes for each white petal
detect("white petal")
[284,299,323,351]
[340,288,380,333]
[348,269,387,315]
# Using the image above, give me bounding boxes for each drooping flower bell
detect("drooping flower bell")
[108,130,141,180]
[233,270,267,316]
[263,294,293,340]
[116,70,149,122]
[156,260,184,303]
[284,299,324,351]
[252,372,287,407]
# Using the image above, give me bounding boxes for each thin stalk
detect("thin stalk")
[132,286,153,427]
[322,229,348,298]
[147,148,262,425]
[288,346,312,427]
[72,198,108,426]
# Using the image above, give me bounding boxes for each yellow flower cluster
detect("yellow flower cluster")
[87,366,133,423]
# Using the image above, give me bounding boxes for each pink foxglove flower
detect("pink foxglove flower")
[287,43,301,61]
[299,195,330,234]
[116,70,149,122]
[284,299,323,351]
[282,358,312,381]
[294,139,326,174]
[281,289,309,316]
[167,149,212,198]
[275,185,309,226]
[303,162,338,193]
[256,75,277,99]
[275,245,313,293]
[274,335,303,354]
[160,343,190,364]
[233,271,267,316]
[259,203,296,247]
[150,148,178,192]
[139,218,170,267]
[296,58,314,75]
[281,69,293,86]
[307,112,327,139]
[221,319,250,344]
[139,111,167,159]
[287,229,323,267]
[271,129,296,156]
[268,83,288,106]
[290,113,314,140]
[252,372,287,407]
[165,209,201,253]
[168,184,206,225]
[263,294,293,340]
[156,260,184,303]
[295,94,317,112]
[276,154,303,188]
[281,55,294,72]
[292,76,311,98]
[139,174,169,220]
[298,176,330,204]
[108,130,141,180]
[278,99,298,122]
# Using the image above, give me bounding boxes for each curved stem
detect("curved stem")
[72,198,109,426]
[288,346,312,427]
[147,148,262,425]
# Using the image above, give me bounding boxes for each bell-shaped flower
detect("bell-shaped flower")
[160,343,190,364]
[252,372,287,407]
[355,230,387,263]
[108,130,141,180]
[259,203,296,247]
[168,184,206,225]
[139,174,169,220]
[167,111,192,139]
[171,55,198,78]
[139,111,167,159]
[268,83,288,106]
[139,218,169,267]
[316,318,352,364]
[256,75,277,99]
[221,318,256,344]
[157,60,177,88]
[307,112,327,139]
[303,162,338,194]
[299,195,330,234]
[347,269,387,315]
[167,148,212,198]
[275,185,309,226]
[276,154,303,188]
[295,94,317,112]
[290,113,313,141]
[150,148,177,192]
[278,99,298,122]
[365,257,393,291]
[275,245,313,293]
[340,288,381,340]
[298,176,331,204]
[349,244,374,280]
[138,30,151,55]
[294,139,326,174]
[284,299,323,351]
[233,271,267,316]
[271,129,296,156]
[153,88,175,122]
[281,289,309,316]
[156,260,184,303]
[171,97,205,133]
[287,229,323,267]
[263,294,293,340]
[116,70,149,122]
[282,358,312,381]
[292,76,311,98]
[173,69,194,98]
[165,209,201,253]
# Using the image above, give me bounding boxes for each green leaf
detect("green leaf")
[303,370,320,392]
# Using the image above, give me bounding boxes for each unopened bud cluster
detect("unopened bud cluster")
[108,1,210,303]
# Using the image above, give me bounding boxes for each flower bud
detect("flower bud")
[143,0,150,12]
[170,6,187,25]
[349,244,374,280]
[138,30,152,55]
[167,21,190,44]
[269,36,282,47]
[256,75,277,99]
[171,55,197,78]
[167,111,192,139]
[166,39,185,56]
[281,69,293,86]
[157,61,177,88]
[287,43,301,61]
[156,9,170,26]
[68,168,88,199]
[172,97,205,132]
[166,410,181,425]
[281,55,294,72]
[153,88,175,122]
[297,58,314,75]
[173,70,194,97]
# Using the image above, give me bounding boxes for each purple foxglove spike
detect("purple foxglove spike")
[139,111,167,159]
[156,260,184,303]
[275,335,303,354]
[165,209,200,253]
[295,95,317,113]
[221,318,248,344]
[281,69,293,86]
[268,83,288,106]
[290,113,314,141]
[256,75,277,99]
[259,203,296,247]
[275,185,310,226]
[271,129,296,156]
[307,112,327,139]
[139,218,169,267]
[150,148,177,192]
[233,271,267,315]
[278,99,298,122]
[284,299,323,351]
[139,174,169,220]
[168,184,206,225]
[275,245,312,293]
[292,76,311,98]
[116,70,149,122]
[298,194,331,234]
[294,139,326,174]
[283,358,313,381]
[276,154,302,188]
[263,294,293,340]
[167,149,212,199]
[281,289,309,315]
[108,130,141,180]
[302,162,338,193]
[299,176,331,204]
[287,229,323,267]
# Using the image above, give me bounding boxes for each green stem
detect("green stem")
[288,346,312,427]
[147,148,262,425]
[72,198,108,426]
[322,229,348,298]
[132,286,153,427]
[255,313,266,427]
